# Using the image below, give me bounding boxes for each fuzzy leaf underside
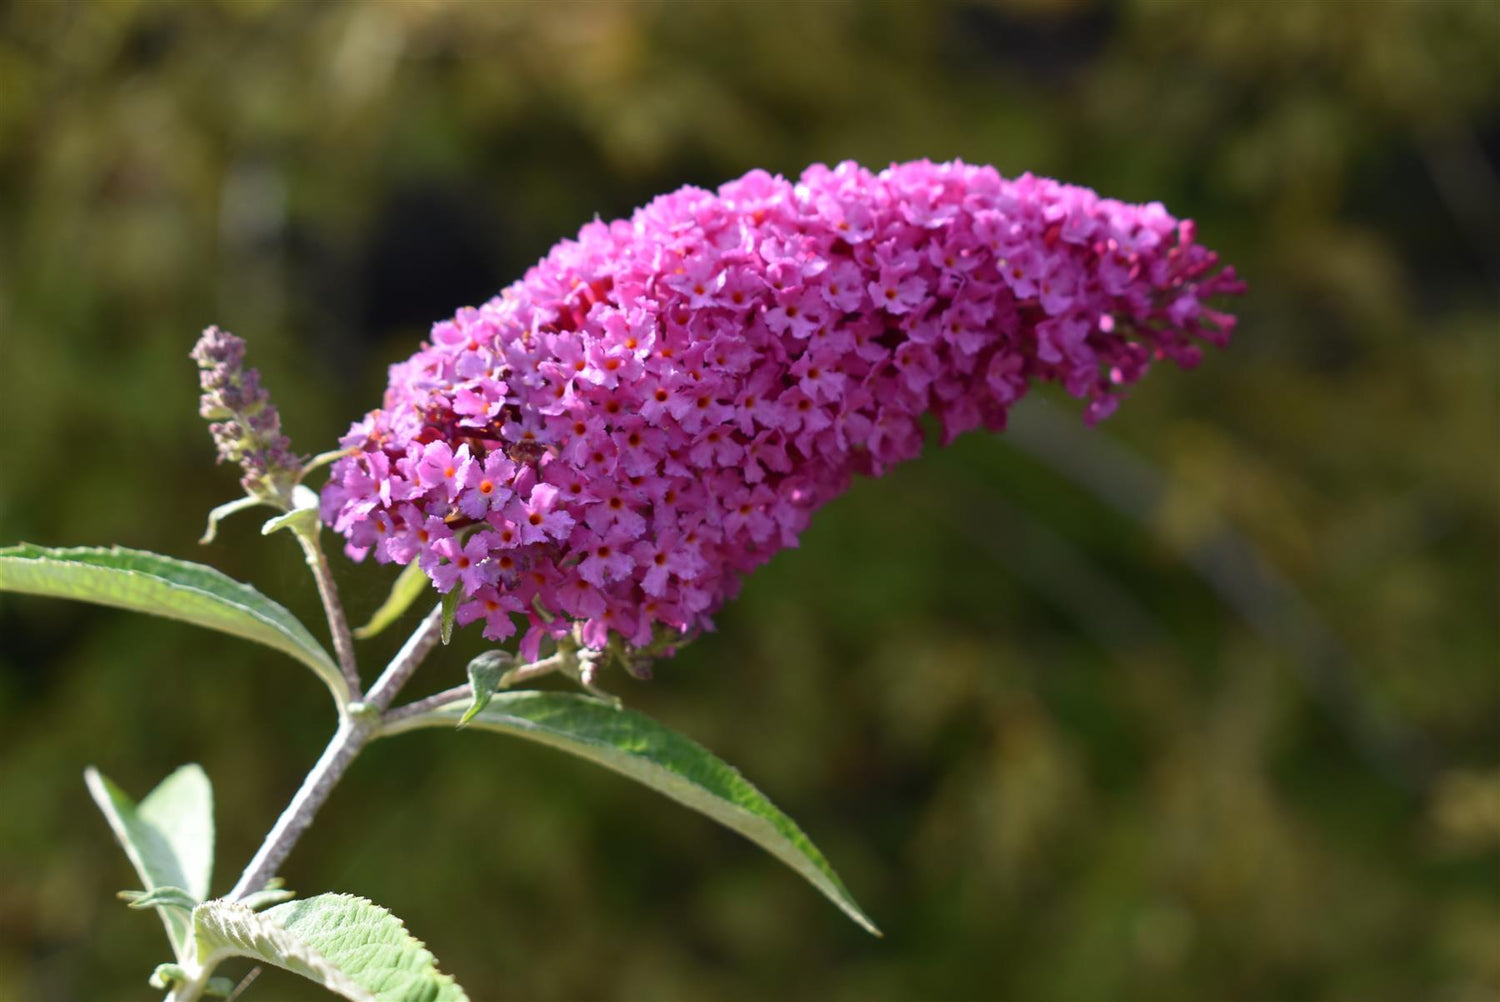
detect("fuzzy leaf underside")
[386,691,880,935]
[137,765,215,902]
[85,765,215,959]
[192,894,468,1002]
[0,544,346,702]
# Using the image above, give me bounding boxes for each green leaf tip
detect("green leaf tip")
[261,485,321,537]
[240,886,297,911]
[150,963,188,990]
[191,892,469,1002]
[0,544,347,704]
[354,561,431,640]
[120,886,198,912]
[261,507,320,537]
[460,651,513,727]
[382,692,881,936]
[85,763,217,959]
[200,497,266,544]
[440,587,460,645]
[303,447,355,477]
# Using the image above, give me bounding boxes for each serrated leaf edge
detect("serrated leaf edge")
[192,899,374,1002]
[189,893,469,1002]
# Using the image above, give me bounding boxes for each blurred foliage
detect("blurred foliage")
[1,1,1497,1000]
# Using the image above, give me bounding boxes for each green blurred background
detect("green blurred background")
[1,2,1496,999]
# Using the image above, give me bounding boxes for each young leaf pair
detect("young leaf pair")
[87,764,460,1000]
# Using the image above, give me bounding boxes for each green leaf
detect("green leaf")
[240,886,297,911]
[354,562,431,641]
[204,977,236,998]
[120,886,199,912]
[302,447,354,478]
[261,507,320,536]
[150,963,189,990]
[0,544,348,703]
[261,485,322,537]
[191,893,469,1002]
[440,587,460,645]
[200,497,266,545]
[85,765,216,958]
[383,692,881,936]
[459,651,512,727]
[139,764,215,901]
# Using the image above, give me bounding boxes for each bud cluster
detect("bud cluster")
[191,326,301,506]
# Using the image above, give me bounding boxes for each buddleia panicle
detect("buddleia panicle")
[317,160,1244,659]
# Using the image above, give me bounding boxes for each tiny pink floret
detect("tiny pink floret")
[322,160,1243,654]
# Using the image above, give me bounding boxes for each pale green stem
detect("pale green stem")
[502,653,567,688]
[379,684,471,731]
[160,960,258,1002]
[227,713,374,903]
[225,605,444,903]
[163,967,213,1002]
[364,605,445,711]
[162,608,448,1001]
[378,652,567,734]
[293,528,361,697]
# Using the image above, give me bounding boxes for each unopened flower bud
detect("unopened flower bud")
[191,326,302,506]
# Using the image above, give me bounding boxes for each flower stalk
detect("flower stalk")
[228,711,373,902]
[292,527,361,697]
[226,607,446,909]
[364,604,445,711]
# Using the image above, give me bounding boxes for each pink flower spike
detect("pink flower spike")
[319,159,1241,652]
